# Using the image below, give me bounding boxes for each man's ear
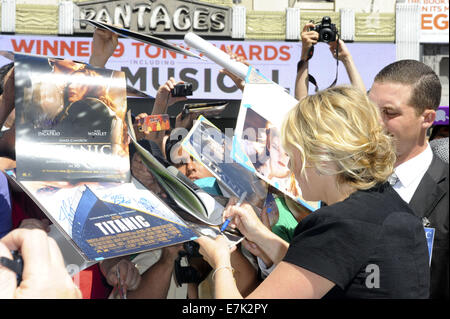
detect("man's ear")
[422,109,436,129]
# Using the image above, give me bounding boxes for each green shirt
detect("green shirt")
[271,197,299,243]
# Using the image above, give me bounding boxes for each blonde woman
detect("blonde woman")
[196,86,430,299]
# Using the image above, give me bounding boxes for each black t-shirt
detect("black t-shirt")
[283,183,430,299]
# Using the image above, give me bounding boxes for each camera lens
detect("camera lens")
[320,28,334,43]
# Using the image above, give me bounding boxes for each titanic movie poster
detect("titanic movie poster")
[6,172,198,261]
[14,53,130,182]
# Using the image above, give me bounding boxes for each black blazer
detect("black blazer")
[409,155,449,299]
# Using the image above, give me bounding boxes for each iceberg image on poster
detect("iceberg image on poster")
[71,186,197,260]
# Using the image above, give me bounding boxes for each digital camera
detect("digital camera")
[173,241,203,287]
[171,83,193,97]
[312,16,338,43]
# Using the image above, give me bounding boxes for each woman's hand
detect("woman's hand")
[89,28,119,68]
[328,39,352,62]
[301,23,319,61]
[153,78,187,113]
[223,198,268,243]
[195,235,235,269]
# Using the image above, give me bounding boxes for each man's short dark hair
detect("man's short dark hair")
[374,59,442,114]
[0,62,14,95]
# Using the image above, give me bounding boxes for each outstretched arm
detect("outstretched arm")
[295,23,318,100]
[219,45,249,92]
[151,78,187,116]
[328,40,366,93]
[196,235,335,299]
[89,28,119,68]
[142,78,187,151]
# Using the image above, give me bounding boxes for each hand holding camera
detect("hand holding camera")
[170,83,193,97]
[298,17,341,93]
[328,39,352,63]
[301,23,319,61]
[297,16,365,96]
[0,229,82,299]
[301,16,339,61]
[153,78,189,114]
[310,16,338,43]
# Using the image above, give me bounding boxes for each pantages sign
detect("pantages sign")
[74,0,232,37]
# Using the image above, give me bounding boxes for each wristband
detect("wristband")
[212,265,234,281]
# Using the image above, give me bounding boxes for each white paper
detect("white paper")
[184,32,249,79]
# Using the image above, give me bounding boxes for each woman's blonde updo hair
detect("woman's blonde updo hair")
[281,85,396,191]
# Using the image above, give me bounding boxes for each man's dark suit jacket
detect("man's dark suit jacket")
[409,155,449,299]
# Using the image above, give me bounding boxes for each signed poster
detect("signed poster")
[6,170,198,261]
[13,53,130,182]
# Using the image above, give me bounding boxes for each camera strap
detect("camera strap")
[298,37,340,93]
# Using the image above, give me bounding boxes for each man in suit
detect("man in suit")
[369,60,448,299]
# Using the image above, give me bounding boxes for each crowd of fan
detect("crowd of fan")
[0,25,448,299]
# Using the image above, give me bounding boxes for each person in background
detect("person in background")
[295,23,366,101]
[368,60,448,299]
[128,131,258,298]
[429,137,448,165]
[429,125,449,141]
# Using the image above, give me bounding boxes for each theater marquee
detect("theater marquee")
[74,0,232,37]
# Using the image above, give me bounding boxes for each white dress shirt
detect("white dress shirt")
[392,144,433,204]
